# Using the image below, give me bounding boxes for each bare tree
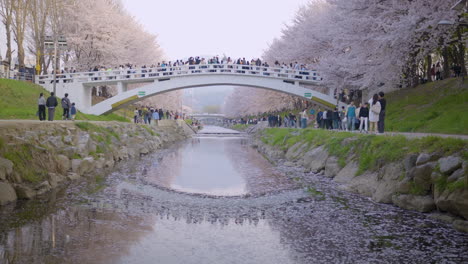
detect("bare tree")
[28,0,51,74]
[12,0,30,68]
[0,0,13,68]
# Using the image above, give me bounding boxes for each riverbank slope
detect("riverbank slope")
[252,127,468,232]
[0,120,188,205]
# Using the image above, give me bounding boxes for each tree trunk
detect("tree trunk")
[426,55,432,82]
[458,28,467,77]
[442,46,450,79]
[5,20,11,68]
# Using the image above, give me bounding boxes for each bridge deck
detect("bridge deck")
[36,64,322,86]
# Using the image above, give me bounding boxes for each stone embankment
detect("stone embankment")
[252,128,468,233]
[0,120,189,205]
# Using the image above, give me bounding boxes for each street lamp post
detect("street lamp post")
[44,35,67,95]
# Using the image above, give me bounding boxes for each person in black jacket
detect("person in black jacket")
[359,102,369,133]
[332,108,340,130]
[46,92,58,121]
[378,92,386,133]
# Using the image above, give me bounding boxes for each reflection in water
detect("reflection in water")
[0,130,467,264]
[144,136,294,196]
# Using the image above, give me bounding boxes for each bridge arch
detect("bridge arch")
[35,64,342,115]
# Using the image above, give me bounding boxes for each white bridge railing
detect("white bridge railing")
[36,64,322,85]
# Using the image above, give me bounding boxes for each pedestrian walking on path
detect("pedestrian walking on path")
[37,93,46,121]
[300,109,308,129]
[346,102,356,131]
[46,92,58,121]
[70,103,77,121]
[359,102,369,132]
[61,93,72,120]
[378,91,386,133]
[369,94,381,133]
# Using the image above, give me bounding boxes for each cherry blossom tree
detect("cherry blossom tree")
[226,0,463,117]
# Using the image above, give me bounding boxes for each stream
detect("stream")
[0,126,467,264]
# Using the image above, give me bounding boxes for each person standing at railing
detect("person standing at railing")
[37,93,46,121]
[61,93,72,120]
[46,92,58,121]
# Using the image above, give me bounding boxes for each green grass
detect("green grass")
[142,125,157,136]
[386,78,468,135]
[75,122,120,145]
[185,119,193,125]
[0,79,129,122]
[261,128,468,175]
[1,143,48,183]
[231,124,252,131]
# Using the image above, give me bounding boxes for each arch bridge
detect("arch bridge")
[36,64,342,115]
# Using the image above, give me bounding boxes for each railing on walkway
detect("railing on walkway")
[1,70,34,82]
[35,64,322,86]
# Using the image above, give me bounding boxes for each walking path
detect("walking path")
[0,120,467,140]
[250,121,468,140]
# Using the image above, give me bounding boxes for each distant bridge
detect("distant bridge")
[36,64,342,115]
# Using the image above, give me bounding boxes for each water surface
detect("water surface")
[0,127,467,264]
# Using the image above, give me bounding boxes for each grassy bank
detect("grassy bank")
[261,128,468,176]
[0,79,128,122]
[231,124,252,131]
[385,78,468,135]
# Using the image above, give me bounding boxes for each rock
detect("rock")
[416,153,431,166]
[407,162,436,194]
[324,157,340,178]
[0,182,17,205]
[344,171,378,197]
[285,142,308,161]
[56,155,71,173]
[372,163,404,203]
[24,131,39,141]
[76,132,92,157]
[431,171,442,182]
[438,156,462,175]
[61,146,78,159]
[139,147,149,155]
[104,158,115,169]
[434,187,468,219]
[342,137,358,146]
[403,154,418,173]
[0,157,14,181]
[453,220,468,233]
[283,161,295,167]
[71,157,96,176]
[94,158,105,169]
[392,194,436,213]
[301,146,328,173]
[334,162,359,184]
[67,172,81,181]
[47,136,64,149]
[35,181,51,195]
[63,135,73,145]
[79,157,95,176]
[447,168,465,183]
[395,178,412,194]
[15,185,36,200]
[429,213,456,224]
[71,159,82,174]
[47,173,65,188]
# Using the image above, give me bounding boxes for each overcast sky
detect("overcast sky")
[121,0,310,61]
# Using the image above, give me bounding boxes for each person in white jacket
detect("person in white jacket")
[369,94,381,133]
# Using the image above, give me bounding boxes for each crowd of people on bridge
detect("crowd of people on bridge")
[47,55,315,77]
